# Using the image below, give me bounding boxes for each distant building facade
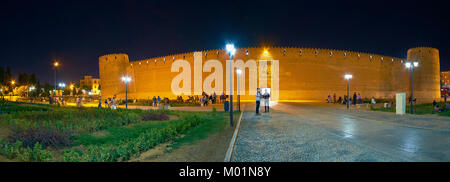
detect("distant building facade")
[80,75,100,95]
[441,71,450,88]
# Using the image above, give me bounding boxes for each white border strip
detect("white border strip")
[224,110,244,162]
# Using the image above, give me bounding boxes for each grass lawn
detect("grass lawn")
[0,101,233,162]
[370,102,450,116]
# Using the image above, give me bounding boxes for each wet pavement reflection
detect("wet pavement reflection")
[232,103,450,162]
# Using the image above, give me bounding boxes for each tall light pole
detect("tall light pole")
[344,74,352,109]
[226,43,236,127]
[122,76,131,109]
[53,61,59,99]
[405,61,419,114]
[10,80,15,100]
[236,68,242,112]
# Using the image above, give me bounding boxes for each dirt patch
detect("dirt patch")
[91,130,109,137]
[135,125,235,162]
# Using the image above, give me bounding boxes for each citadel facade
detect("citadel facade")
[98,47,440,103]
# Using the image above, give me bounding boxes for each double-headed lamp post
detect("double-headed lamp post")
[226,43,236,127]
[121,76,132,109]
[236,68,242,112]
[344,74,353,109]
[405,61,419,114]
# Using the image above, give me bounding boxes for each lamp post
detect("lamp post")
[405,61,419,114]
[53,61,59,98]
[121,76,131,109]
[10,80,15,101]
[236,68,242,112]
[344,74,352,109]
[226,43,236,127]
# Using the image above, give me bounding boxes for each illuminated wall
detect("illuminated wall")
[98,47,440,103]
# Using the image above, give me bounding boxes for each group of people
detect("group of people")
[105,97,117,109]
[255,88,271,115]
[48,96,66,106]
[200,92,218,106]
[152,96,170,108]
[327,92,364,105]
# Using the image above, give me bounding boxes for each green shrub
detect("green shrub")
[64,114,205,162]
[0,140,54,162]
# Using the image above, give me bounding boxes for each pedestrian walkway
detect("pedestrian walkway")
[231,103,450,162]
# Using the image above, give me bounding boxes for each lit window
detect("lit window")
[173,56,175,61]
[146,61,149,64]
[246,49,249,55]
[283,49,286,55]
[154,59,157,63]
[139,62,141,65]
[163,58,166,62]
[205,52,207,56]
[370,55,373,60]
[217,51,219,55]
[357,54,360,59]
[315,50,318,55]
[381,57,384,61]
[330,51,333,56]
[391,58,394,62]
[299,49,302,55]
[344,52,347,57]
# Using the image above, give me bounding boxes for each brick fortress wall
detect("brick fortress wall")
[98,47,440,103]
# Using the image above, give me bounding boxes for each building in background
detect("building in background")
[441,71,450,97]
[80,75,100,95]
[99,47,440,103]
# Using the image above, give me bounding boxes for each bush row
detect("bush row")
[0,139,54,162]
[1,108,143,133]
[63,115,203,162]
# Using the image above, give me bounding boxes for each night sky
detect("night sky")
[1,0,449,84]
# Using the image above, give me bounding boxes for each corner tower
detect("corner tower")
[98,53,130,99]
[407,47,440,102]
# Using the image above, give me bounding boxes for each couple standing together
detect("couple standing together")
[255,88,270,115]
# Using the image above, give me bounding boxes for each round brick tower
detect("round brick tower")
[407,47,440,103]
[98,53,130,99]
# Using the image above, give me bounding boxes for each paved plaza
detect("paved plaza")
[232,103,450,162]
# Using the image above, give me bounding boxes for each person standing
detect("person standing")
[263,89,270,112]
[157,96,161,106]
[256,88,262,115]
[152,96,157,107]
[353,92,357,105]
[333,93,336,104]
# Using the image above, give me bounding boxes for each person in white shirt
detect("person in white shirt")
[263,89,270,112]
[256,88,261,115]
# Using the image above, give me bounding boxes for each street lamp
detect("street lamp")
[405,61,419,114]
[344,74,352,109]
[121,76,131,109]
[226,43,236,127]
[53,61,59,98]
[10,80,15,100]
[236,68,242,112]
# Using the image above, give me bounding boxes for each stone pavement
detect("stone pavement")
[232,103,450,162]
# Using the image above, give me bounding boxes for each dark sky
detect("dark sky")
[1,0,449,84]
